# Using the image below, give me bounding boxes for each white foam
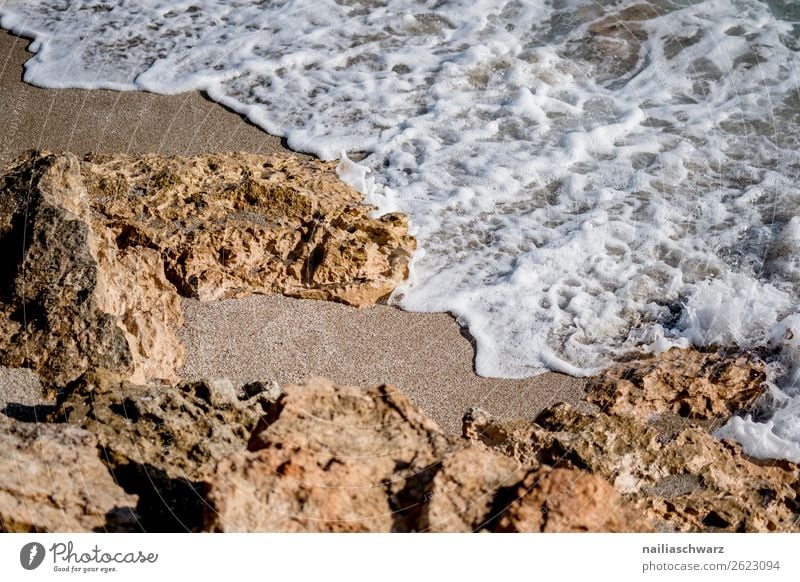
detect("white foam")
[716,416,800,464]
[3,0,800,460]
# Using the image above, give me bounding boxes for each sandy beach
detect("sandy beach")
[2,4,798,538]
[0,30,585,432]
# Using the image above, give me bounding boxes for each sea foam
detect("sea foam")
[2,0,800,460]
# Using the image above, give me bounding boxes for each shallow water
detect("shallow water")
[2,0,800,460]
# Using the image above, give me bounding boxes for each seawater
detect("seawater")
[2,0,800,460]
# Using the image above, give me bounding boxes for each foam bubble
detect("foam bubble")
[717,416,800,464]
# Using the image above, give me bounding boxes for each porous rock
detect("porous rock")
[80,151,415,305]
[206,378,455,532]
[51,373,274,531]
[586,347,766,421]
[424,446,525,532]
[0,152,183,388]
[204,378,647,532]
[53,374,269,481]
[494,467,651,532]
[0,415,138,532]
[465,403,800,532]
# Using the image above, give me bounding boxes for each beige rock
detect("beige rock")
[205,378,648,533]
[463,407,543,467]
[465,403,800,532]
[0,415,138,532]
[586,348,766,421]
[0,150,414,388]
[496,467,650,532]
[425,446,525,532]
[55,373,268,481]
[0,152,183,388]
[53,373,274,531]
[81,151,415,306]
[91,228,183,385]
[207,378,455,532]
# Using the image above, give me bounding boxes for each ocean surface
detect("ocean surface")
[2,0,800,460]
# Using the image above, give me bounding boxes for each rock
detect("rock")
[566,4,661,83]
[0,415,138,532]
[18,373,607,533]
[495,467,650,532]
[52,373,270,531]
[463,407,543,467]
[465,404,800,532]
[424,446,525,532]
[54,374,268,481]
[206,378,455,532]
[0,152,184,388]
[205,378,647,532]
[586,348,766,421]
[201,378,238,408]
[426,448,648,532]
[242,379,283,401]
[80,151,415,306]
[0,150,415,389]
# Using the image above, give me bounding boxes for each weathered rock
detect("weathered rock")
[0,415,138,532]
[0,152,183,388]
[463,407,543,467]
[242,379,283,401]
[465,404,800,532]
[207,378,455,532]
[0,150,415,389]
[586,348,766,421]
[1,371,667,533]
[424,446,525,532]
[53,374,268,481]
[205,378,647,532]
[80,151,415,306]
[52,373,273,531]
[495,467,651,532]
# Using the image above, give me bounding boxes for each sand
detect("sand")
[0,30,586,432]
[180,296,587,432]
[0,367,44,407]
[0,31,288,167]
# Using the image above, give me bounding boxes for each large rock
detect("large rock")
[424,446,524,532]
[0,152,183,388]
[426,453,648,533]
[54,374,268,480]
[23,374,650,533]
[0,151,415,389]
[494,467,650,533]
[586,348,766,421]
[206,378,455,532]
[52,373,274,531]
[0,416,138,532]
[465,403,800,532]
[205,378,647,532]
[80,151,415,305]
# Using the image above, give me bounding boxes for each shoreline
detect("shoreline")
[0,31,288,167]
[0,29,586,432]
[2,22,797,535]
